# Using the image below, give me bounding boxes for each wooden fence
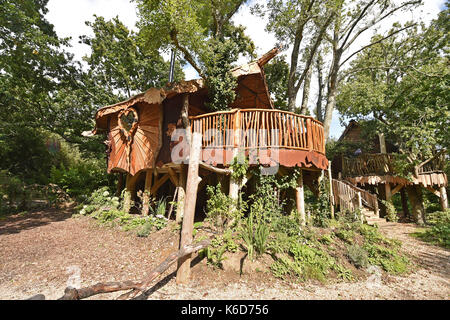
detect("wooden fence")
[342,152,447,178]
[190,109,325,154]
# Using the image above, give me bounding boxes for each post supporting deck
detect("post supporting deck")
[176,132,202,285]
[142,169,153,216]
[296,169,306,226]
[439,186,448,211]
[176,164,187,223]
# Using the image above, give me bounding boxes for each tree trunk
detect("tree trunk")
[299,66,312,114]
[323,51,341,140]
[406,185,426,225]
[400,187,410,218]
[315,55,324,122]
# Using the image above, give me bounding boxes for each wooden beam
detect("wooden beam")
[296,170,306,226]
[425,186,441,197]
[150,173,169,195]
[199,162,231,175]
[390,184,403,197]
[176,132,202,284]
[167,167,179,187]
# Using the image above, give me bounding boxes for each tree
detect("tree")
[337,16,449,158]
[135,0,255,110]
[253,0,335,112]
[80,15,184,101]
[264,56,290,110]
[336,6,449,224]
[321,0,421,140]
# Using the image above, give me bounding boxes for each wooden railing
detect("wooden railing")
[342,152,446,178]
[189,109,325,154]
[332,179,379,214]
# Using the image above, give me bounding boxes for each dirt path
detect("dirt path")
[0,209,448,300]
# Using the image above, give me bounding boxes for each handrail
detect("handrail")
[332,178,379,214]
[189,108,325,154]
[342,152,446,177]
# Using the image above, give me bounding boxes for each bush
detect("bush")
[382,200,398,222]
[50,159,113,200]
[79,187,167,236]
[347,244,369,268]
[413,209,450,248]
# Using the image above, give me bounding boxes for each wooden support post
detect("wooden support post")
[142,169,153,216]
[385,183,392,202]
[357,191,363,223]
[439,186,448,211]
[124,173,136,213]
[116,173,124,197]
[296,169,306,227]
[229,110,241,202]
[176,132,202,285]
[176,165,187,223]
[328,161,335,219]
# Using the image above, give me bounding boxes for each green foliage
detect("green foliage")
[50,159,112,200]
[412,210,450,248]
[347,244,369,268]
[264,56,289,110]
[307,177,332,227]
[382,200,399,222]
[206,183,240,231]
[80,15,183,99]
[337,9,450,158]
[271,242,337,283]
[78,187,167,236]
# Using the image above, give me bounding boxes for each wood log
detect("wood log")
[37,239,211,300]
[176,132,202,284]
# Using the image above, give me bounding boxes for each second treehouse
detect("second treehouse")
[86,48,329,223]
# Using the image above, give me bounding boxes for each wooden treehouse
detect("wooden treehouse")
[332,120,448,222]
[86,48,328,283]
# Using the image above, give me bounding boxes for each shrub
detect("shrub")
[382,200,398,222]
[50,159,113,200]
[347,244,369,268]
[413,209,450,248]
[206,183,239,231]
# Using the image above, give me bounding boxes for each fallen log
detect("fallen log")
[32,239,211,300]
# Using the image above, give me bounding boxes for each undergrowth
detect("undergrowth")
[77,187,168,237]
[411,210,450,248]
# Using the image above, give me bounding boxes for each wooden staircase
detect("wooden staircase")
[332,178,385,225]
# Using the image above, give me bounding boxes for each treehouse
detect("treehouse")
[332,120,448,221]
[86,48,328,222]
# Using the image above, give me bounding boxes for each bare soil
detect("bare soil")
[0,208,448,300]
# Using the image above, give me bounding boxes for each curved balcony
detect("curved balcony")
[189,109,328,170]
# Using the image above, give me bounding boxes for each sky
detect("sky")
[46,0,445,139]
